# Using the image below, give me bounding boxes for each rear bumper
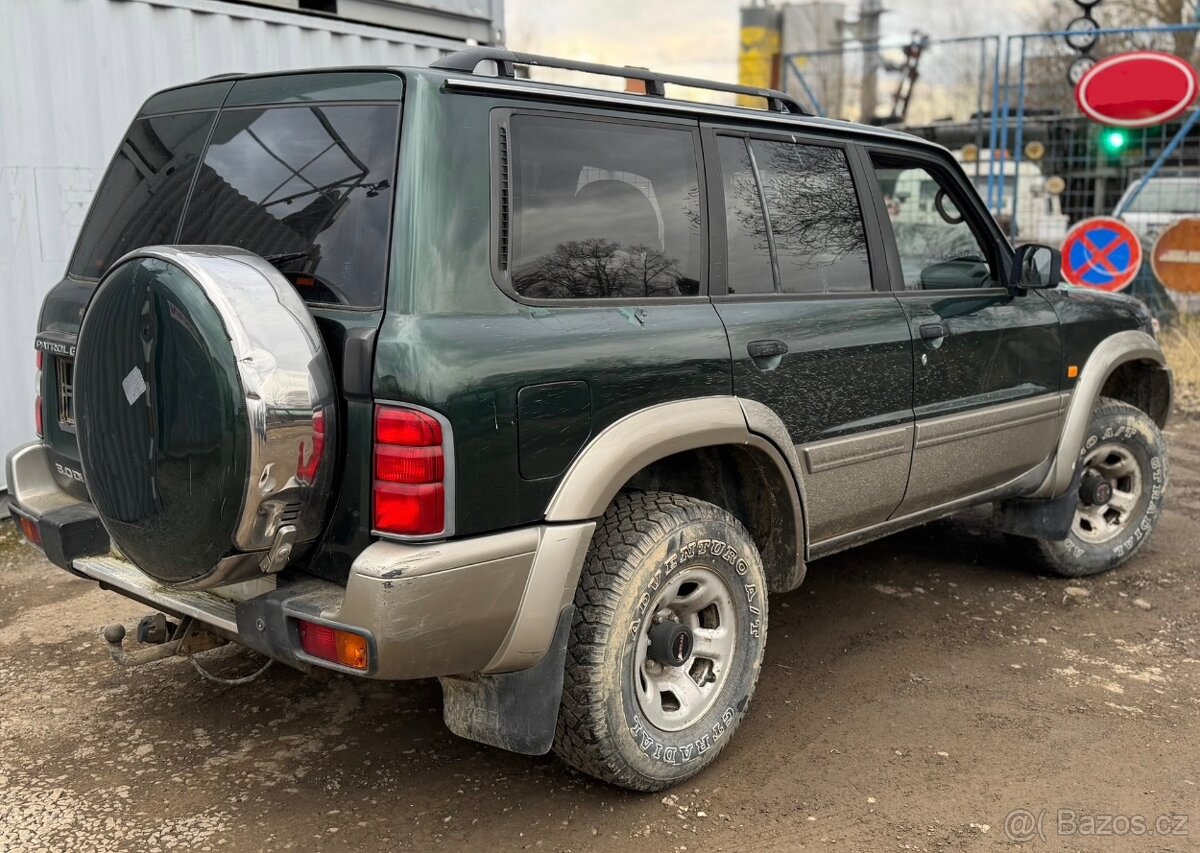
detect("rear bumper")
[6,440,595,680]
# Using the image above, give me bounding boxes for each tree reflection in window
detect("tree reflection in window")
[751,141,872,294]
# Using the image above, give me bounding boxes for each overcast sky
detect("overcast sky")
[505,0,1043,83]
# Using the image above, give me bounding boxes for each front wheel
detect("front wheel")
[1023,398,1168,577]
[554,491,768,791]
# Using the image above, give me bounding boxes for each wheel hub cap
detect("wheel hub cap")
[647,621,694,667]
[1079,471,1114,506]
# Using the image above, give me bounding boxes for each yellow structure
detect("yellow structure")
[738,5,781,107]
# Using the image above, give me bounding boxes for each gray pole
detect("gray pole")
[859,0,883,123]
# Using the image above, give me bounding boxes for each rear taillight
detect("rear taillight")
[373,407,446,536]
[34,348,43,438]
[296,619,369,670]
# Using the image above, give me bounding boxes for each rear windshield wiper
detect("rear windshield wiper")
[263,250,310,268]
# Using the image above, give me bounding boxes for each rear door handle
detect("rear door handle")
[748,339,789,359]
[919,322,949,340]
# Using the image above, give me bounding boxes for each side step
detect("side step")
[73,555,239,635]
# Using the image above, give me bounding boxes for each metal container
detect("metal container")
[0,0,487,490]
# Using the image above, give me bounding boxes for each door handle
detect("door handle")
[919,322,949,340]
[748,339,789,359]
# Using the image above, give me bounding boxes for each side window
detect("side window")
[871,156,995,290]
[716,136,774,295]
[751,140,872,294]
[69,111,216,279]
[507,114,702,299]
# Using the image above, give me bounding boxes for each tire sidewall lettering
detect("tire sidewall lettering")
[614,528,766,771]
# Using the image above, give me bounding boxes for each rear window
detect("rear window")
[68,100,400,308]
[69,111,215,279]
[180,104,400,307]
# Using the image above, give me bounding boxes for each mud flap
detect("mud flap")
[994,468,1085,542]
[439,605,573,756]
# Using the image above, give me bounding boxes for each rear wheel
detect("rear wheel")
[1020,398,1167,577]
[554,491,768,791]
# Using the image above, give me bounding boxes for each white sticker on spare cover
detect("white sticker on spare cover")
[122,366,146,405]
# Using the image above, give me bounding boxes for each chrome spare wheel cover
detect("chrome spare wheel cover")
[634,565,738,732]
[1072,442,1143,544]
[76,245,336,590]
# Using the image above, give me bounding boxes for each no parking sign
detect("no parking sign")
[1060,217,1143,292]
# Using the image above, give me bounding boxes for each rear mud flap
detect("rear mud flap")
[439,605,573,756]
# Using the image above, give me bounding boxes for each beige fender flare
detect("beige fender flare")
[545,397,759,520]
[1035,329,1171,499]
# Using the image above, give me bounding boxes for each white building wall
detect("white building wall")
[0,0,467,490]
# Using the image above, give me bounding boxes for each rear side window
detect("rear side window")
[750,140,871,294]
[506,114,703,300]
[180,104,400,307]
[69,111,215,279]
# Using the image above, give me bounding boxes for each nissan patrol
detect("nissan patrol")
[7,49,1172,791]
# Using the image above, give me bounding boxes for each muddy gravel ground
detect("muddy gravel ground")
[2,418,1198,853]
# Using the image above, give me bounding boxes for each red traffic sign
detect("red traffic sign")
[1151,217,1200,294]
[1061,217,1143,292]
[1075,51,1199,128]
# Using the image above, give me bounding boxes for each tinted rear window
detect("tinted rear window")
[179,104,400,307]
[69,111,215,279]
[69,100,400,308]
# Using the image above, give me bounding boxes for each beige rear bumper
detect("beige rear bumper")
[69,520,594,680]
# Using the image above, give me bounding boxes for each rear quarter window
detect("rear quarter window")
[504,113,703,300]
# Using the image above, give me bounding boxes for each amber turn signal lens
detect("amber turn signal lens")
[336,631,369,671]
[1067,365,1079,379]
[18,516,42,547]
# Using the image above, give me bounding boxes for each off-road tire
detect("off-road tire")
[1021,398,1168,578]
[553,491,768,791]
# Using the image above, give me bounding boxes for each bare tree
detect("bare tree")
[513,239,684,299]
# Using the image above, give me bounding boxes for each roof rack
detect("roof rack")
[430,48,809,116]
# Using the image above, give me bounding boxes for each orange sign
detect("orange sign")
[1151,218,1200,294]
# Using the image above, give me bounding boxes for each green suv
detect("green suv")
[6,49,1172,791]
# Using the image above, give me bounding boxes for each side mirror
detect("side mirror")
[1010,243,1062,289]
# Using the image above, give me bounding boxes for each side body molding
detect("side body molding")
[1035,329,1170,499]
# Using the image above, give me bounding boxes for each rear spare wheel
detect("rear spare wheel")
[75,246,336,589]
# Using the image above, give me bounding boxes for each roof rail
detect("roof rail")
[430,48,809,116]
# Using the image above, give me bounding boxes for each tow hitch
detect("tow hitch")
[101,613,276,685]
[102,614,227,668]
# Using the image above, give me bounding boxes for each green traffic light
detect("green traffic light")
[1102,129,1128,153]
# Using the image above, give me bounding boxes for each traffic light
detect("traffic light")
[1100,128,1129,156]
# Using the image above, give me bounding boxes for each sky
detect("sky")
[505,0,1044,84]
